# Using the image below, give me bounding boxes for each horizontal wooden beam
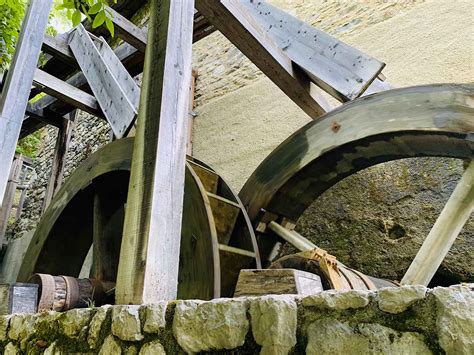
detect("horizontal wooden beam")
[21,9,215,137]
[242,1,385,102]
[32,69,102,117]
[25,104,66,129]
[42,34,76,66]
[107,6,147,53]
[195,0,326,119]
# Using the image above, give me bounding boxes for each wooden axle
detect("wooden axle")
[31,273,114,312]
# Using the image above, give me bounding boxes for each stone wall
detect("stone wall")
[0,285,472,354]
[10,113,111,238]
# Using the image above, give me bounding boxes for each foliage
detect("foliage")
[57,0,116,36]
[0,0,116,69]
[0,0,26,69]
[16,130,43,158]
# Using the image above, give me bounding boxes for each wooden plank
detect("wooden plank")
[107,6,147,53]
[0,156,23,245]
[94,39,140,110]
[42,34,77,66]
[20,10,215,139]
[25,104,66,129]
[187,68,198,155]
[0,0,53,204]
[0,283,38,315]
[208,193,241,244]
[115,0,195,303]
[242,1,385,101]
[401,160,474,286]
[69,25,137,138]
[195,0,326,119]
[32,69,102,117]
[234,269,323,297]
[42,111,76,212]
[188,160,219,194]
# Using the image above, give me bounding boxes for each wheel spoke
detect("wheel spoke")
[401,160,474,286]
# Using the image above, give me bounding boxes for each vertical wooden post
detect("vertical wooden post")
[186,69,198,156]
[115,0,195,303]
[0,155,23,246]
[42,111,76,212]
[0,0,53,205]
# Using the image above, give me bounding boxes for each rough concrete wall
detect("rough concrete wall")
[1,286,473,354]
[192,0,474,283]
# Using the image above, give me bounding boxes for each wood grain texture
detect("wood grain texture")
[32,69,102,117]
[42,111,76,212]
[241,1,385,101]
[195,0,326,119]
[115,0,195,303]
[17,139,221,300]
[0,0,53,205]
[234,269,323,297]
[68,25,137,138]
[107,6,147,53]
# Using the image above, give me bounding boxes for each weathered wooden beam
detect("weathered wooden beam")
[42,34,77,66]
[20,10,215,139]
[107,6,147,53]
[32,69,102,117]
[42,111,77,212]
[0,0,53,205]
[401,160,474,286]
[25,104,66,129]
[69,25,137,138]
[195,0,326,119]
[242,1,385,101]
[115,0,195,303]
[0,156,23,245]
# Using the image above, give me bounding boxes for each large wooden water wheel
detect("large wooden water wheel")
[240,84,473,284]
[17,138,260,300]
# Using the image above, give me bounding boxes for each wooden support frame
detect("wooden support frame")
[69,25,138,138]
[42,111,77,212]
[195,0,326,119]
[0,0,53,205]
[0,156,23,246]
[106,6,147,53]
[116,0,195,303]
[32,69,102,117]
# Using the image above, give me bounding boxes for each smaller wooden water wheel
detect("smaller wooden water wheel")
[17,138,260,307]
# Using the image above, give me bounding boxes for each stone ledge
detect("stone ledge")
[0,285,471,354]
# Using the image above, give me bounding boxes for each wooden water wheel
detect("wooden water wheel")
[17,138,260,301]
[240,84,473,285]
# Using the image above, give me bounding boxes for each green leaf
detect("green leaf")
[72,9,82,27]
[0,0,6,6]
[88,2,102,15]
[92,9,106,28]
[105,16,114,37]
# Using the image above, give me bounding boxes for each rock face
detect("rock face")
[306,320,432,354]
[172,298,249,353]
[0,286,471,353]
[111,306,143,342]
[249,295,297,355]
[296,158,473,284]
[377,285,427,314]
[433,286,474,354]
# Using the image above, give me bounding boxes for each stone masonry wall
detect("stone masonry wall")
[0,285,473,354]
[10,113,111,238]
